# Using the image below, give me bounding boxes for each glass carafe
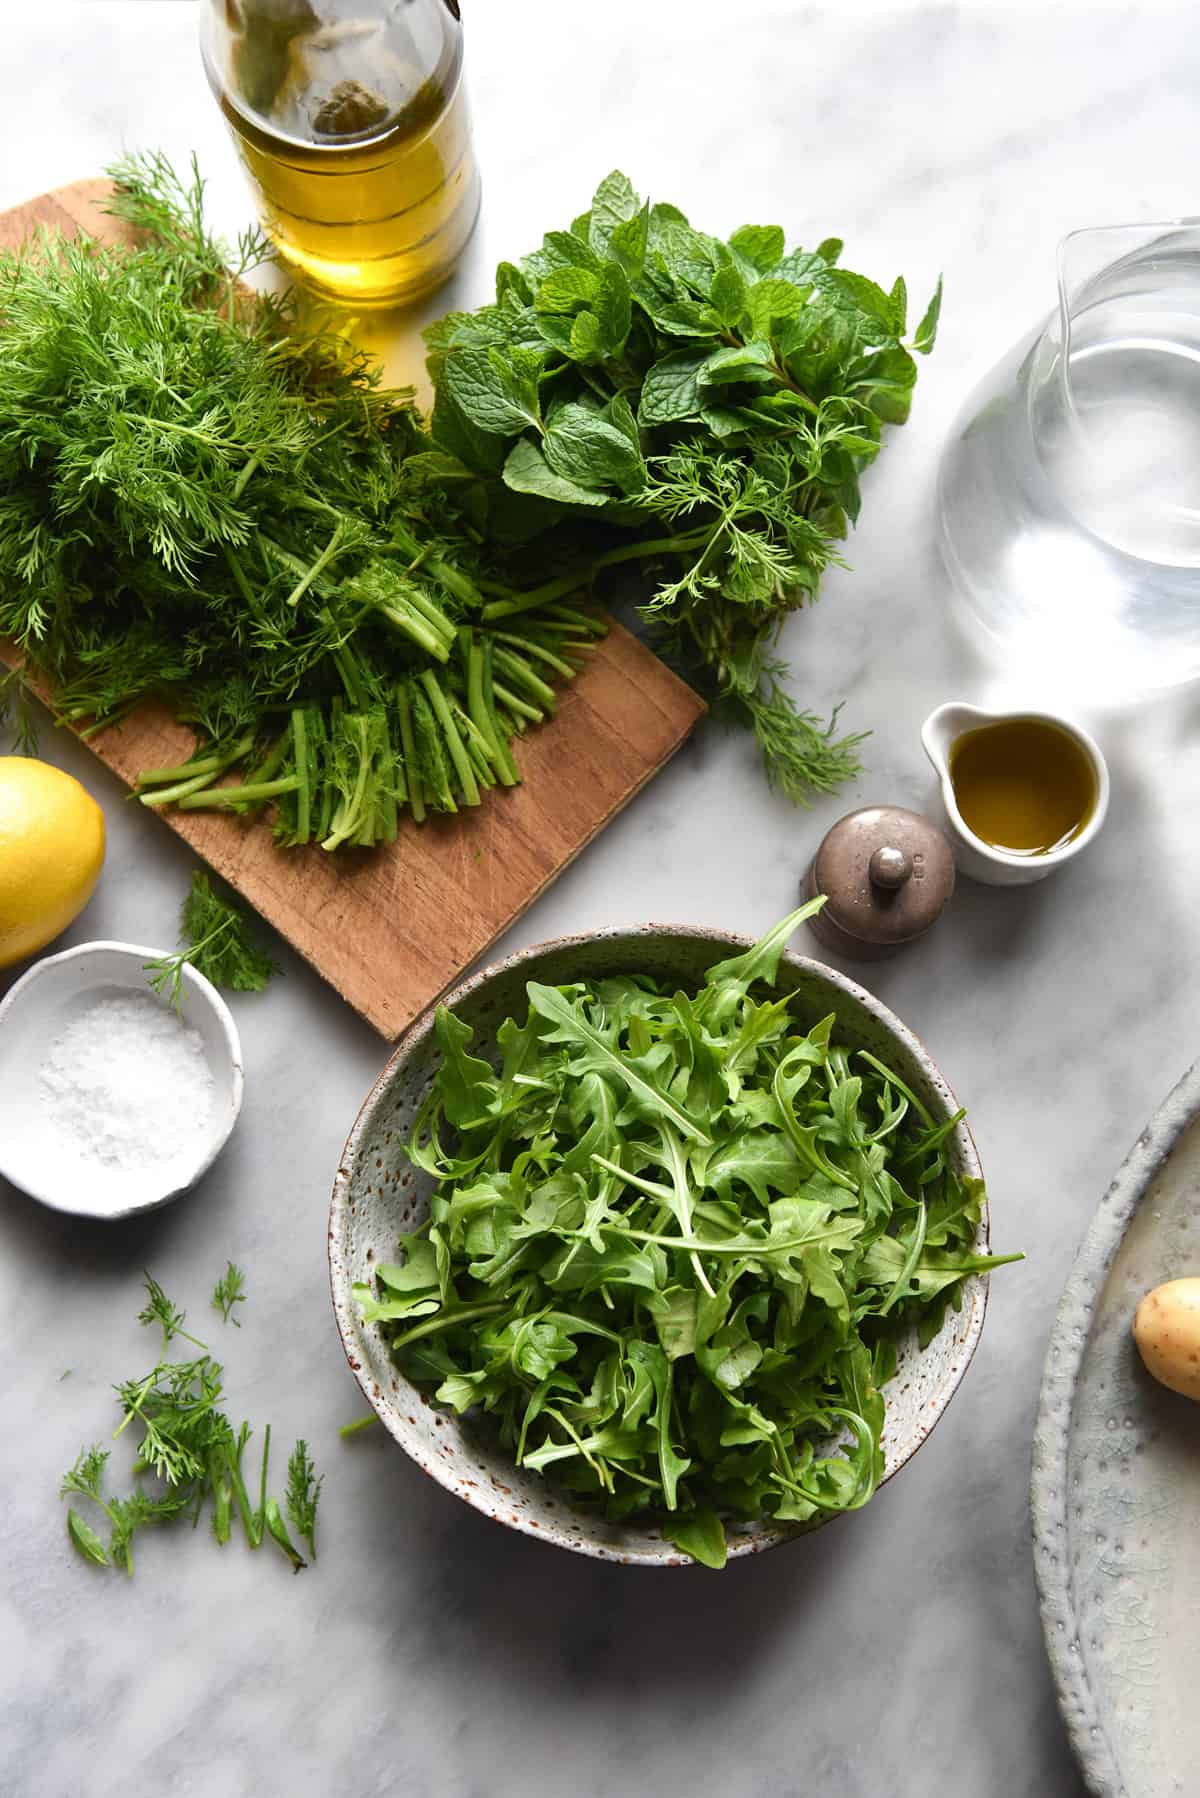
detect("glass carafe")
[200,0,480,308]
[937,221,1200,695]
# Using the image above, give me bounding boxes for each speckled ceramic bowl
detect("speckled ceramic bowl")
[330,926,990,1565]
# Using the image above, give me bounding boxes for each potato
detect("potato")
[1133,1279,1200,1400]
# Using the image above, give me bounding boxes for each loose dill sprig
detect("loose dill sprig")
[146,870,278,1008]
[285,1441,322,1561]
[137,1271,206,1351]
[211,1261,247,1327]
[61,1270,322,1578]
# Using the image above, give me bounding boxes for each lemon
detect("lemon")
[0,757,105,967]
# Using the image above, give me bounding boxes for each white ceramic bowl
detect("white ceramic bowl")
[0,940,244,1219]
[330,924,991,1566]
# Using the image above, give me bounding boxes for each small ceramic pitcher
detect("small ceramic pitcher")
[921,702,1109,886]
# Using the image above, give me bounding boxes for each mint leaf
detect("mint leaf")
[637,346,712,424]
[851,344,918,424]
[710,264,750,330]
[522,228,601,283]
[502,437,610,507]
[544,403,645,494]
[728,224,785,273]
[608,203,650,281]
[422,168,946,812]
[588,170,640,254]
[593,261,632,354]
[634,294,722,337]
[654,220,721,295]
[569,310,603,361]
[889,274,908,338]
[913,276,943,354]
[825,269,902,338]
[444,347,541,436]
[698,341,776,387]
[536,267,599,313]
[771,247,830,289]
[747,278,806,337]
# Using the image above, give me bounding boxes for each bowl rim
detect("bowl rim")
[0,937,245,1219]
[329,921,989,1565]
[1030,1056,1200,1795]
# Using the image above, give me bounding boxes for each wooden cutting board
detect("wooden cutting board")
[0,180,704,1039]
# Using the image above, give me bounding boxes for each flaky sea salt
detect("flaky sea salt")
[38,990,216,1174]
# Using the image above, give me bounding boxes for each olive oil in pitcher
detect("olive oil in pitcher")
[949,717,1097,855]
[200,0,480,308]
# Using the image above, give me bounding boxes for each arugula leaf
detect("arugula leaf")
[67,1509,112,1568]
[663,1506,727,1569]
[526,981,711,1143]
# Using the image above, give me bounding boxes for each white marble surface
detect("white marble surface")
[2,4,1198,1793]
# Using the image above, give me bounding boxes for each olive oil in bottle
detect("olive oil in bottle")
[949,717,1097,855]
[200,0,481,308]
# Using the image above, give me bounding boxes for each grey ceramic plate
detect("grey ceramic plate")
[330,924,991,1566]
[1032,1060,1200,1797]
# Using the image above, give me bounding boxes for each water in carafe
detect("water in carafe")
[938,223,1200,695]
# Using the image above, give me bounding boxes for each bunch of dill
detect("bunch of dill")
[0,153,601,849]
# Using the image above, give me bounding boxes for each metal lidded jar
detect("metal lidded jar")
[802,805,956,960]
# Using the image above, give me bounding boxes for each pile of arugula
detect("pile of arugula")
[424,173,941,799]
[356,903,1016,1568]
[62,1270,320,1576]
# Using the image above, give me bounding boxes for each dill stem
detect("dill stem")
[478,531,710,621]
[394,683,424,825]
[231,452,261,500]
[339,1415,379,1439]
[491,680,543,724]
[254,1423,271,1549]
[376,602,451,662]
[492,648,557,711]
[177,775,300,810]
[419,670,479,807]
[284,523,345,609]
[490,631,582,681]
[138,736,255,786]
[138,735,256,806]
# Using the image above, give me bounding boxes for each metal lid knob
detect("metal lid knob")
[868,844,913,890]
[802,805,955,960]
